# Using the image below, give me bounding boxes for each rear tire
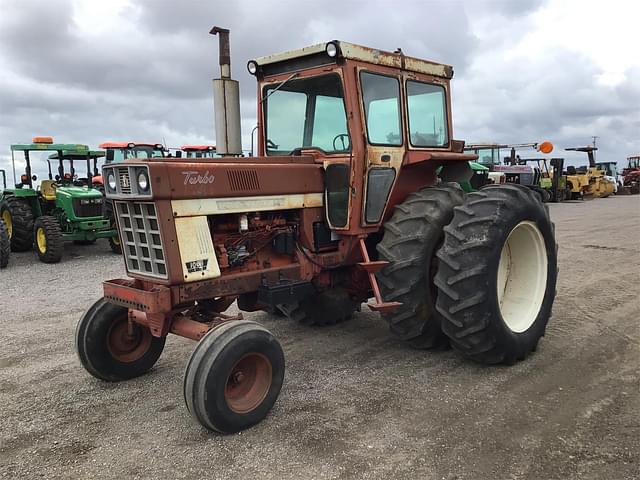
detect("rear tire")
[0,219,10,268]
[183,321,285,433]
[376,183,465,349]
[435,184,558,364]
[76,298,165,381]
[1,196,34,252]
[278,287,360,326]
[34,216,64,263]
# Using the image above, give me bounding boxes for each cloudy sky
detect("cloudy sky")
[1,0,638,181]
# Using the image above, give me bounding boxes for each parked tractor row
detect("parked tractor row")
[0,141,218,265]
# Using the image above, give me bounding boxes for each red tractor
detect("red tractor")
[76,27,558,433]
[622,155,640,194]
[180,145,217,158]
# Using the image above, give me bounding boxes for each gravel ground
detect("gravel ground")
[0,195,638,480]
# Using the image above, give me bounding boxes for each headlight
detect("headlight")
[247,60,258,75]
[136,170,149,192]
[107,171,117,191]
[325,41,338,58]
[80,199,90,205]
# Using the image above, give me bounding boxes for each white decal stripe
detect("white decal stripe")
[171,193,324,217]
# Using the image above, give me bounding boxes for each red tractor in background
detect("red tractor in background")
[180,145,217,158]
[76,27,558,434]
[621,155,640,194]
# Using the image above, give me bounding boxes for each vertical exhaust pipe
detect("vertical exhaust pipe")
[210,26,242,156]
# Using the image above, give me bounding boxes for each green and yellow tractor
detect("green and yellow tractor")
[0,137,119,263]
[0,169,9,268]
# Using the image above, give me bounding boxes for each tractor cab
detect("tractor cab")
[0,137,118,262]
[99,142,166,164]
[180,145,217,158]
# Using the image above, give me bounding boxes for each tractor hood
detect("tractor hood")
[104,156,325,201]
[55,185,103,199]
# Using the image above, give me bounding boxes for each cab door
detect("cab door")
[358,70,405,226]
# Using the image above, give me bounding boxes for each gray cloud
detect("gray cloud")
[0,0,638,181]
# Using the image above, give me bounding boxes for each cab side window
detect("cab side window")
[406,80,448,147]
[360,72,402,146]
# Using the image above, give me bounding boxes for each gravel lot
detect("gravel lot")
[1,195,638,480]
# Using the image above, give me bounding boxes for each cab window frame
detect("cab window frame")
[359,70,404,147]
[405,79,450,149]
[262,71,352,156]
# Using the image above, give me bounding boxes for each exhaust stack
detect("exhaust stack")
[210,26,242,156]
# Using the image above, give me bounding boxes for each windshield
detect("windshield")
[185,151,216,158]
[263,73,350,155]
[474,148,500,166]
[108,146,164,163]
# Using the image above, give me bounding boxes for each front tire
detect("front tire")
[183,321,285,433]
[34,216,63,263]
[435,184,558,364]
[376,183,465,349]
[76,298,165,381]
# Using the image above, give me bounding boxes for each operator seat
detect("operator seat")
[40,180,57,201]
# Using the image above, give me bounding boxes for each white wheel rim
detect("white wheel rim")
[497,221,548,333]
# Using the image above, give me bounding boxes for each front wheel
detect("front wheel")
[435,184,558,364]
[76,298,165,381]
[183,321,285,433]
[34,216,63,263]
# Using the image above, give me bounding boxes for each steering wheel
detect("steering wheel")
[332,134,350,151]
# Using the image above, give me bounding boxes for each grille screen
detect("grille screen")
[116,201,167,278]
[72,199,103,218]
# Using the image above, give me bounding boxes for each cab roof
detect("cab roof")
[254,40,453,79]
[11,143,89,152]
[99,142,163,149]
[181,145,216,151]
[48,150,106,160]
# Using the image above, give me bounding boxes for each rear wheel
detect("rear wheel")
[34,216,64,263]
[0,219,9,268]
[183,320,285,433]
[1,197,34,252]
[435,184,558,364]
[278,287,360,326]
[376,183,465,349]
[76,298,165,381]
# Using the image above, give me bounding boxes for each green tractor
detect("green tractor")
[0,169,9,268]
[0,137,119,263]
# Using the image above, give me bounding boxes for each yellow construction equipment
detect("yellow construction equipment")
[564,146,615,199]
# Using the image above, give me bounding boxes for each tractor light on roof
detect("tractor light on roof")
[106,171,117,192]
[136,169,149,192]
[325,41,338,58]
[128,143,135,148]
[247,60,258,75]
[155,144,163,150]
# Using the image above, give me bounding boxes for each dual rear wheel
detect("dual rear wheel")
[377,183,557,364]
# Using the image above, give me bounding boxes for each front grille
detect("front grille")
[118,167,132,194]
[116,201,167,278]
[72,199,103,218]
